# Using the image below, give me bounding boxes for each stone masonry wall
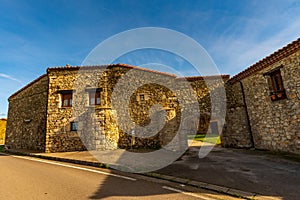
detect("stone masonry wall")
[46,66,177,152]
[223,50,300,154]
[222,82,253,148]
[112,69,228,151]
[186,76,229,135]
[46,69,87,152]
[241,50,300,154]
[5,75,48,151]
[114,73,180,150]
[46,66,141,152]
[45,65,225,153]
[7,57,299,154]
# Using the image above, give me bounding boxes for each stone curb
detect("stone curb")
[3,149,276,200]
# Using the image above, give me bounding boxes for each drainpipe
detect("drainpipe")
[239,81,255,148]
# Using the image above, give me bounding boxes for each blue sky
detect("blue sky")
[1,0,300,116]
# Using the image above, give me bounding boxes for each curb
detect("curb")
[144,172,257,199]
[3,149,275,200]
[3,149,109,168]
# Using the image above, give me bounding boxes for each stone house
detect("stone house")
[5,64,228,152]
[5,38,300,154]
[222,38,300,154]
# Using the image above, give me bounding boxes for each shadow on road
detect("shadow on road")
[155,146,300,200]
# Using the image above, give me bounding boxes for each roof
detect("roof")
[176,75,230,81]
[229,37,300,84]
[9,64,177,100]
[47,63,177,77]
[8,64,231,100]
[8,74,47,100]
[48,64,230,82]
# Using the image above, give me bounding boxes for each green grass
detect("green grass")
[188,134,221,145]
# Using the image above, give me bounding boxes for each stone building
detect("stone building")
[222,38,300,154]
[5,64,228,152]
[6,38,299,154]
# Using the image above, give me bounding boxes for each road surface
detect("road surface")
[0,153,239,199]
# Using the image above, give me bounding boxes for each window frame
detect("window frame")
[264,67,286,101]
[89,91,101,106]
[85,88,102,106]
[58,90,73,107]
[139,94,145,101]
[70,121,78,131]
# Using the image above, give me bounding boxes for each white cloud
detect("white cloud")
[0,73,22,84]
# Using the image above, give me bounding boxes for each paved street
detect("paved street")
[157,146,300,200]
[0,153,240,200]
[14,142,299,200]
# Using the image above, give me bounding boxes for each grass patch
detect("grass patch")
[188,134,221,145]
[0,145,4,152]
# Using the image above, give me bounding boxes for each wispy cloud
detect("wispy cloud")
[0,73,22,84]
[209,8,300,75]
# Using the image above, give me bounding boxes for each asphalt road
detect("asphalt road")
[0,153,239,200]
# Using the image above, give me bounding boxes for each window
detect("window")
[264,68,286,101]
[70,122,78,131]
[60,91,73,107]
[139,94,145,101]
[85,88,102,106]
[89,91,101,105]
[86,88,102,106]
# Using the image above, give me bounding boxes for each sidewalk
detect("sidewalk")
[4,141,300,200]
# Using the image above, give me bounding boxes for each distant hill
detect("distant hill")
[0,118,6,144]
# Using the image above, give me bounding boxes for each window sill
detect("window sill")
[86,105,112,109]
[60,106,73,109]
[270,93,287,101]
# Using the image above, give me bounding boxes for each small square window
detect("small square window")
[70,122,78,131]
[140,94,145,101]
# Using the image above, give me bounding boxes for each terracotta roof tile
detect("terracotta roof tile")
[47,63,177,77]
